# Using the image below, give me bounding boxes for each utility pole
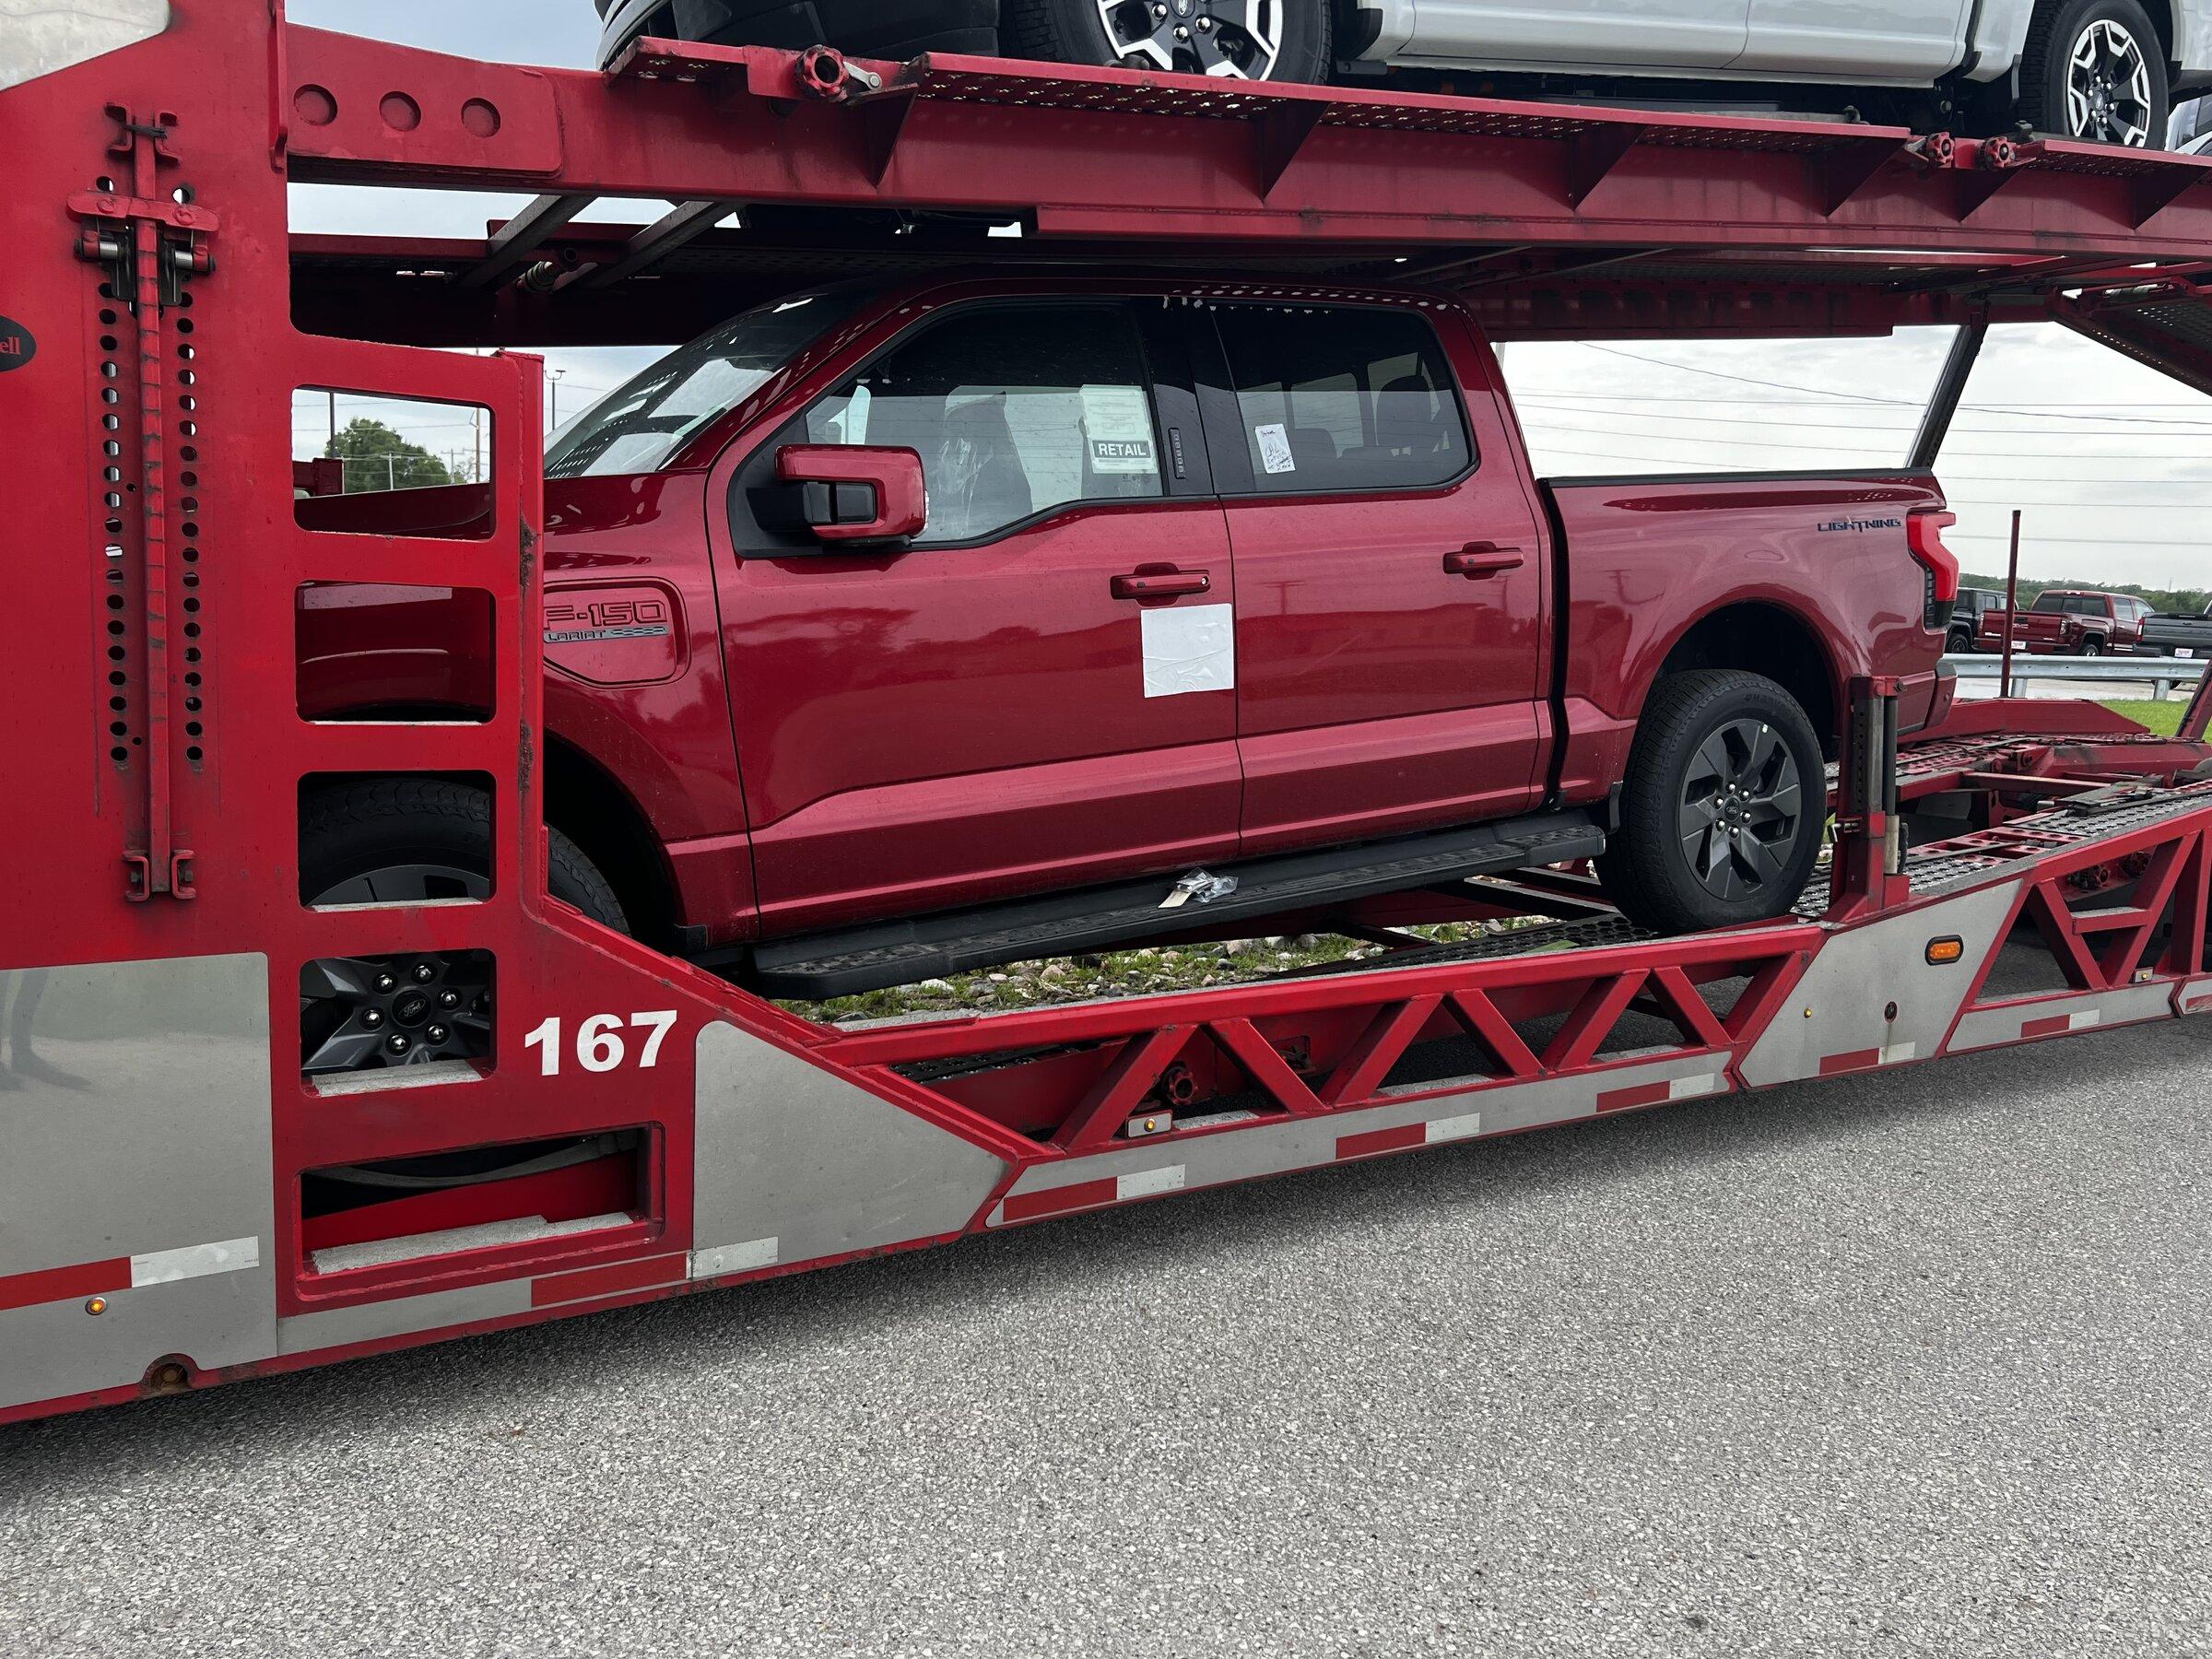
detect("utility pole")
[549,367,566,434]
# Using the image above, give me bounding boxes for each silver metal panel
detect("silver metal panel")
[989,1052,1729,1225]
[692,1021,1010,1271]
[278,1277,534,1357]
[0,0,170,93]
[1739,883,2019,1088]
[1949,982,2181,1054]
[2179,976,2212,1015]
[0,954,275,1412]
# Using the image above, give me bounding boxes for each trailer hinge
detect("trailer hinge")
[73,106,215,903]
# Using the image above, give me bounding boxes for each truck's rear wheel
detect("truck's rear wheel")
[1003,0,1332,82]
[2018,0,2171,147]
[2079,636,2106,656]
[300,778,627,929]
[1600,671,1826,935]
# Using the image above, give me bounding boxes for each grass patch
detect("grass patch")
[2101,699,2188,737]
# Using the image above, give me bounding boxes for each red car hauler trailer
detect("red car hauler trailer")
[7,1,2212,1426]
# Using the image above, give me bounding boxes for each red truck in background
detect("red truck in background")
[296,276,1957,1022]
[1977,588,2152,656]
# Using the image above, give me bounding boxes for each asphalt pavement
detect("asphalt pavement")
[6,1019,2211,1658]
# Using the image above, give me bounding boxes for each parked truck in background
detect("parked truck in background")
[296,276,1957,1036]
[1978,587,2152,654]
[2141,600,2212,656]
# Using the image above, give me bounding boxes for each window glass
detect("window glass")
[1213,306,1472,494]
[803,303,1164,545]
[2031,594,2069,614]
[547,287,872,479]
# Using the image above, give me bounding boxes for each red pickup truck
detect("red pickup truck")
[1976,589,2150,656]
[297,276,1955,1011]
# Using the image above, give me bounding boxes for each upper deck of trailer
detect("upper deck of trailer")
[270,27,2212,382]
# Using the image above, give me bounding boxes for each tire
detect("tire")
[1003,0,1333,83]
[299,777,629,931]
[2079,635,2107,657]
[1598,670,1827,936]
[2017,0,2171,147]
[1947,628,1976,656]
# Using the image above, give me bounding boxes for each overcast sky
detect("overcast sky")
[290,0,2212,590]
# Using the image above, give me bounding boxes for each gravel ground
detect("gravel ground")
[6,1019,2211,1658]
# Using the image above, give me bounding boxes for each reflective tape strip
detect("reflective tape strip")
[1000,1163,1186,1224]
[1339,1111,1485,1160]
[1599,1073,1723,1112]
[1117,1165,1186,1201]
[531,1252,688,1309]
[1819,1042,1915,1077]
[2022,1009,2100,1040]
[131,1236,260,1287]
[0,1257,127,1313]
[0,1236,258,1312]
[691,1238,780,1280]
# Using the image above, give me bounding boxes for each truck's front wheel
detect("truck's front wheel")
[300,777,628,929]
[1600,671,1826,935]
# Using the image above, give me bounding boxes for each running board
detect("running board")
[743,807,1612,1000]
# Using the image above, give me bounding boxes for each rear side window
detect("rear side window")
[1212,306,1472,495]
[802,302,1164,546]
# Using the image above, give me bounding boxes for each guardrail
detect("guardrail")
[1943,654,2207,699]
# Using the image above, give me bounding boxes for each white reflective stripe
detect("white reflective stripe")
[1425,1112,1484,1143]
[1668,1074,1724,1100]
[130,1235,259,1288]
[1879,1041,1919,1065]
[1117,1165,1185,1201]
[691,1238,779,1279]
[2066,1010,2101,1032]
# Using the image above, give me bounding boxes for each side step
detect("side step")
[743,807,1612,1000]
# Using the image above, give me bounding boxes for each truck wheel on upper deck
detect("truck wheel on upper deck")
[1599,670,1827,936]
[2017,0,2171,147]
[1003,0,1333,82]
[300,778,629,929]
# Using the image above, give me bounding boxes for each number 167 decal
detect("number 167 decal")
[524,1011,680,1077]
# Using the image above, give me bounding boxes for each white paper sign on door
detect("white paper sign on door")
[1254,422,1297,475]
[1141,603,1236,700]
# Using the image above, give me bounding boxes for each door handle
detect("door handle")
[1443,544,1525,579]
[1112,569,1212,600]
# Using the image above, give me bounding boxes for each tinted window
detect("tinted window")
[803,303,1163,545]
[1213,306,1472,494]
[2069,594,2104,616]
[2031,594,2070,614]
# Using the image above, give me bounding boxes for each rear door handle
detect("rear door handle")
[1112,569,1212,600]
[1443,544,1525,580]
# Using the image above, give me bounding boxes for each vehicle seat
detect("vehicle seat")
[1375,374,1453,461]
[933,393,1033,540]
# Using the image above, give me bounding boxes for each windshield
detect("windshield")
[545,288,873,479]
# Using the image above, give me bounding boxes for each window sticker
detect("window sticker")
[1081,385,1157,476]
[1254,422,1297,475]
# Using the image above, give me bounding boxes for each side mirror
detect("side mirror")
[772,444,928,548]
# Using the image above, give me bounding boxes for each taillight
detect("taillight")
[1908,510,1960,630]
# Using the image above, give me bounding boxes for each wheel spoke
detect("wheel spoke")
[302,1024,387,1076]
[1742,832,1790,889]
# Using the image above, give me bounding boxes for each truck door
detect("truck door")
[1735,0,1971,79]
[1195,302,1551,858]
[712,297,1240,936]
[1410,0,1750,70]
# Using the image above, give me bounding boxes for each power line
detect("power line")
[1571,343,2212,429]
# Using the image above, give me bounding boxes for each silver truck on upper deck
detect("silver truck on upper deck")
[602,1,2212,147]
